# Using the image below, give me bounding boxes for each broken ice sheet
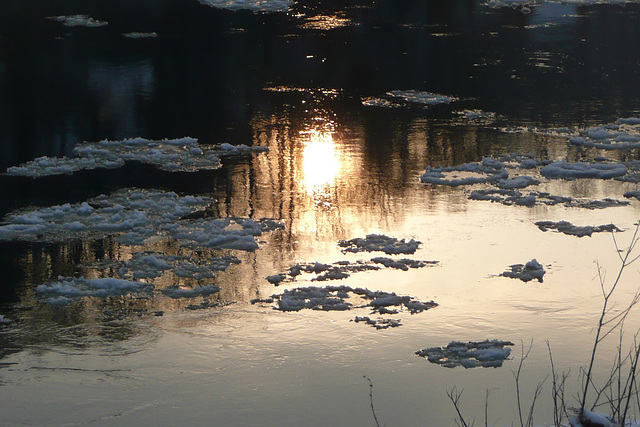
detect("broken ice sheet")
[36,277,153,306]
[0,188,284,250]
[415,340,514,368]
[534,221,621,237]
[5,137,268,178]
[266,258,437,285]
[270,285,437,315]
[338,234,421,255]
[352,316,402,330]
[47,15,108,27]
[500,259,545,283]
[197,0,294,13]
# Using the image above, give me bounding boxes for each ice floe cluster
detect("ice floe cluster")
[0,188,283,249]
[338,234,421,255]
[421,153,633,209]
[265,258,437,285]
[198,0,294,13]
[500,259,546,283]
[362,90,458,108]
[415,340,514,368]
[569,118,640,151]
[35,276,222,306]
[268,285,438,315]
[535,221,621,237]
[5,138,268,178]
[48,15,108,27]
[453,109,498,125]
[352,316,402,330]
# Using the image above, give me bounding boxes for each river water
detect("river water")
[2,1,640,426]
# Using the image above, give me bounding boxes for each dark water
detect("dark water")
[2,1,640,425]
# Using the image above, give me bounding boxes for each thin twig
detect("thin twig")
[364,376,381,427]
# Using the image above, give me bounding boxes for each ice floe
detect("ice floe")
[5,137,268,178]
[161,284,220,298]
[362,90,458,108]
[266,258,437,285]
[338,234,421,255]
[0,188,283,249]
[453,109,498,125]
[270,285,437,314]
[198,0,294,13]
[415,340,514,368]
[36,277,153,305]
[48,15,108,27]
[540,161,627,180]
[534,221,621,237]
[91,251,241,281]
[352,316,402,330]
[500,259,545,283]
[122,32,158,39]
[0,314,12,326]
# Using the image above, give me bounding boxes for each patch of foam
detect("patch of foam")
[5,138,269,177]
[534,221,621,237]
[500,259,546,282]
[416,340,514,368]
[198,0,294,13]
[338,234,421,255]
[48,15,108,27]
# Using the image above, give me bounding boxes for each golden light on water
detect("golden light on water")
[301,130,340,196]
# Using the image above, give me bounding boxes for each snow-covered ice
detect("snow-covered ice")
[338,234,421,255]
[5,138,269,177]
[36,277,152,305]
[540,161,627,180]
[270,285,437,316]
[415,340,514,368]
[500,259,546,282]
[122,32,158,39]
[353,316,402,330]
[535,220,621,237]
[198,0,294,13]
[266,258,437,285]
[48,15,108,27]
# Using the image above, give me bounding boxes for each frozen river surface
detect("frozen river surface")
[2,1,640,425]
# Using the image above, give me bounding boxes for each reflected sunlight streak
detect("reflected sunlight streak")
[301,130,340,196]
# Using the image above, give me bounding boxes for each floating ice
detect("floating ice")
[338,234,421,255]
[361,97,400,108]
[415,340,514,368]
[93,251,241,281]
[161,285,220,298]
[469,188,628,209]
[5,138,269,178]
[48,15,108,27]
[122,32,158,38]
[198,0,294,13]
[500,259,545,283]
[352,316,402,330]
[0,189,283,251]
[534,221,621,237]
[497,175,540,189]
[420,159,509,187]
[36,277,152,305]
[386,90,458,106]
[270,285,437,315]
[0,314,12,325]
[454,109,497,125]
[540,161,627,180]
[266,258,437,286]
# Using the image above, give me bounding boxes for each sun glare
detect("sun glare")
[301,130,340,196]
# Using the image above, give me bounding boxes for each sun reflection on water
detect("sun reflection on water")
[301,129,340,199]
